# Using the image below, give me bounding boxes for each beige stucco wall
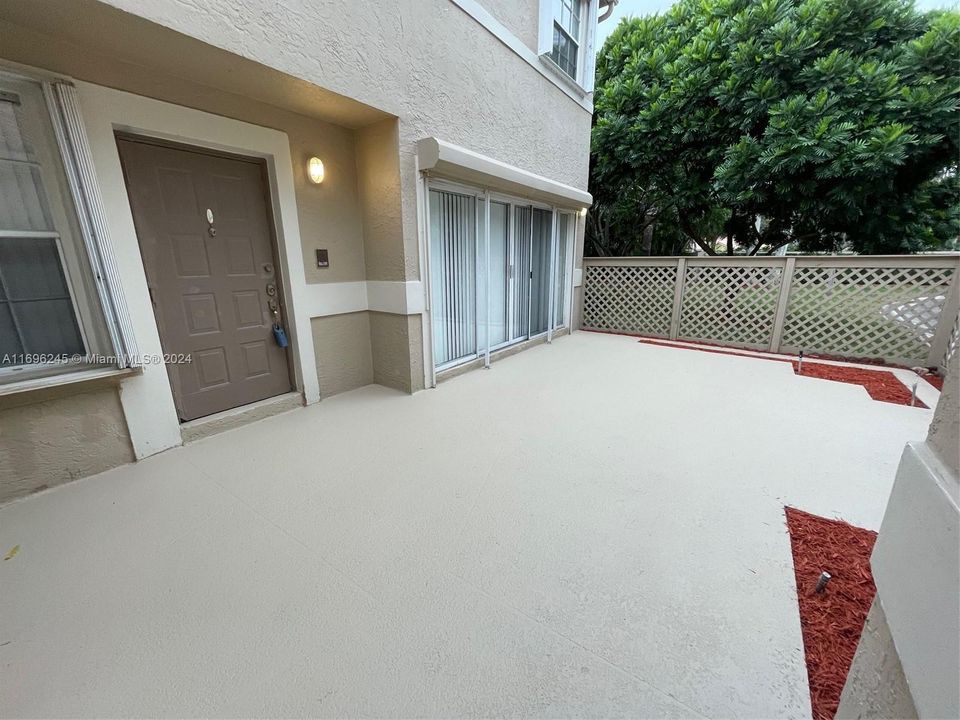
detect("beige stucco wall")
[5,0,592,398]
[0,0,590,497]
[0,19,369,289]
[312,312,375,397]
[927,354,958,476]
[356,118,406,283]
[0,385,134,504]
[483,0,540,52]
[370,312,424,394]
[836,598,918,720]
[96,0,593,284]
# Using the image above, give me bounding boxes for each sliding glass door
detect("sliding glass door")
[485,201,510,348]
[429,189,477,367]
[509,205,531,344]
[428,184,574,371]
[529,208,553,337]
[554,212,574,329]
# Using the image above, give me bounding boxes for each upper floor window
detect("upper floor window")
[538,0,597,93]
[550,0,583,79]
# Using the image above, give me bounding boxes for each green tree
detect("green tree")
[588,0,960,256]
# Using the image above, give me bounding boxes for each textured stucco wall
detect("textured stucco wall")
[289,120,366,285]
[927,354,959,476]
[0,21,369,288]
[63,0,592,389]
[98,0,592,283]
[482,0,540,52]
[312,312,375,397]
[0,386,134,504]
[369,312,424,393]
[836,598,918,720]
[356,118,406,282]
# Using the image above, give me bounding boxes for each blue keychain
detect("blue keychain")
[272,323,289,348]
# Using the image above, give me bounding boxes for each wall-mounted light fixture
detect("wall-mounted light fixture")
[580,207,589,217]
[307,156,325,184]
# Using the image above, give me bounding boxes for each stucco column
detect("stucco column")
[356,117,424,393]
[837,355,959,719]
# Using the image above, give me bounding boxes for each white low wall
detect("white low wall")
[868,442,959,719]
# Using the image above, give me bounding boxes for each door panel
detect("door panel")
[530,208,553,336]
[429,189,476,366]
[510,205,531,342]
[485,201,509,347]
[117,138,292,421]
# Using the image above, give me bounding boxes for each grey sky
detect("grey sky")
[595,0,960,51]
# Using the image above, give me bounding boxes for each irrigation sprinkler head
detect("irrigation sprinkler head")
[815,571,831,594]
[911,381,918,407]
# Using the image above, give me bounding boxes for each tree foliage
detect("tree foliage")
[588,0,960,256]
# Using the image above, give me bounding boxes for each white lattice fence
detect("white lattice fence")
[678,264,783,348]
[582,263,677,337]
[580,256,960,367]
[779,265,956,364]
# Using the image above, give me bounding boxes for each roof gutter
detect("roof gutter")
[598,0,619,22]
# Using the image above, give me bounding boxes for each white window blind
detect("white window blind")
[429,189,478,367]
[0,70,139,383]
[426,181,577,373]
[0,80,85,368]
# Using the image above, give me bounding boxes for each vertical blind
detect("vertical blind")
[429,190,477,366]
[554,213,571,328]
[511,205,531,343]
[429,187,574,370]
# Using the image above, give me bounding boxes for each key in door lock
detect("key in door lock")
[266,283,277,297]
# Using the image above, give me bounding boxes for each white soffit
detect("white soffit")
[417,137,592,209]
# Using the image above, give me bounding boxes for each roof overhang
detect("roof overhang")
[417,137,592,209]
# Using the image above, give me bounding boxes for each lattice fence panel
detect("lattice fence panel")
[582,264,677,336]
[780,266,956,364]
[678,265,783,347]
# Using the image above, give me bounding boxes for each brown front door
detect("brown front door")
[117,137,293,422]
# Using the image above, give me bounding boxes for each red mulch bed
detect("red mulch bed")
[785,507,878,720]
[585,328,914,368]
[927,374,945,391]
[630,336,928,408]
[792,362,927,408]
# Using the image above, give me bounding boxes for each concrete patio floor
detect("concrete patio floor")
[0,331,935,718]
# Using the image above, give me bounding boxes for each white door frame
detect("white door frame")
[76,81,318,458]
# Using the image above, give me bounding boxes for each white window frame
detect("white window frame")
[538,0,599,93]
[0,64,139,389]
[424,177,574,377]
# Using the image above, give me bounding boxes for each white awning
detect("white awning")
[417,137,592,209]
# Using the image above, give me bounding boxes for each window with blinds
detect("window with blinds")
[427,184,576,372]
[0,73,108,375]
[429,189,477,367]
